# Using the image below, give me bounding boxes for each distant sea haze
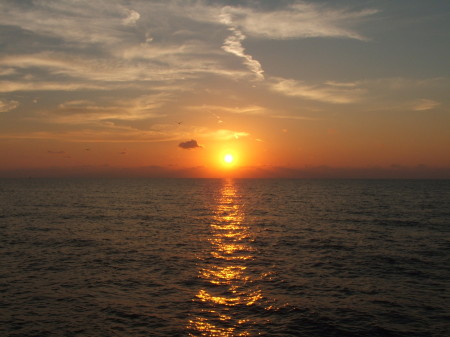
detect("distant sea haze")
[1,164,449,179]
[1,178,449,336]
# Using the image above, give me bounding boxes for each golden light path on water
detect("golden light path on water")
[188,179,262,336]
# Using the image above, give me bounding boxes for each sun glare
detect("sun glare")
[224,154,234,164]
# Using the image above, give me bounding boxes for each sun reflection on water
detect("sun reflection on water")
[188,179,262,336]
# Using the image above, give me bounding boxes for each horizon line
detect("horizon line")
[1,164,450,179]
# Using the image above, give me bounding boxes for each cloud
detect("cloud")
[267,77,449,108]
[0,1,140,46]
[0,80,109,93]
[0,1,261,88]
[43,93,171,124]
[202,129,250,141]
[187,104,267,115]
[219,3,377,41]
[220,10,264,80]
[178,139,202,150]
[0,99,19,112]
[0,0,378,95]
[269,77,365,103]
[413,99,440,111]
[272,115,321,121]
[0,50,252,94]
[0,118,251,145]
[359,77,444,91]
[0,52,189,83]
[348,77,447,111]
[187,103,322,121]
[0,68,16,76]
[0,129,173,143]
[122,9,140,26]
[221,29,264,80]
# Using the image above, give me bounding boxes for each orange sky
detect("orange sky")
[0,1,449,178]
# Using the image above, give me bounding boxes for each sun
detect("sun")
[224,154,234,164]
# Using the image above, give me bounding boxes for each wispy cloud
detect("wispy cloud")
[187,103,322,121]
[202,129,250,141]
[0,128,174,143]
[0,1,253,92]
[187,104,267,115]
[0,99,19,112]
[219,10,264,80]
[0,80,109,93]
[46,93,171,124]
[271,115,321,121]
[268,76,449,108]
[219,3,377,41]
[0,1,139,46]
[269,77,365,103]
[0,0,378,95]
[0,52,199,83]
[413,99,440,111]
[0,68,16,76]
[352,77,447,111]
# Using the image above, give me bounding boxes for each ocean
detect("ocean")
[1,178,449,337]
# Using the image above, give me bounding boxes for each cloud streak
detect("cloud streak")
[219,3,377,41]
[413,99,440,111]
[0,99,19,112]
[0,1,139,46]
[269,77,365,104]
[203,129,250,141]
[44,93,171,125]
[187,104,267,115]
[220,10,264,80]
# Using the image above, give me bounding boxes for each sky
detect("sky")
[0,0,449,178]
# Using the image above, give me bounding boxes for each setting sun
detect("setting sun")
[224,154,234,164]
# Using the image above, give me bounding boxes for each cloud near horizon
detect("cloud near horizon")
[178,139,203,150]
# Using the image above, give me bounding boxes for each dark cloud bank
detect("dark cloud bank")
[1,165,449,179]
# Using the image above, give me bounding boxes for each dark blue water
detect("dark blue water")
[1,178,449,336]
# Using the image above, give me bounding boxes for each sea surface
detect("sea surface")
[0,178,449,337]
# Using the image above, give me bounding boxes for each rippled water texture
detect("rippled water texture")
[1,178,449,336]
